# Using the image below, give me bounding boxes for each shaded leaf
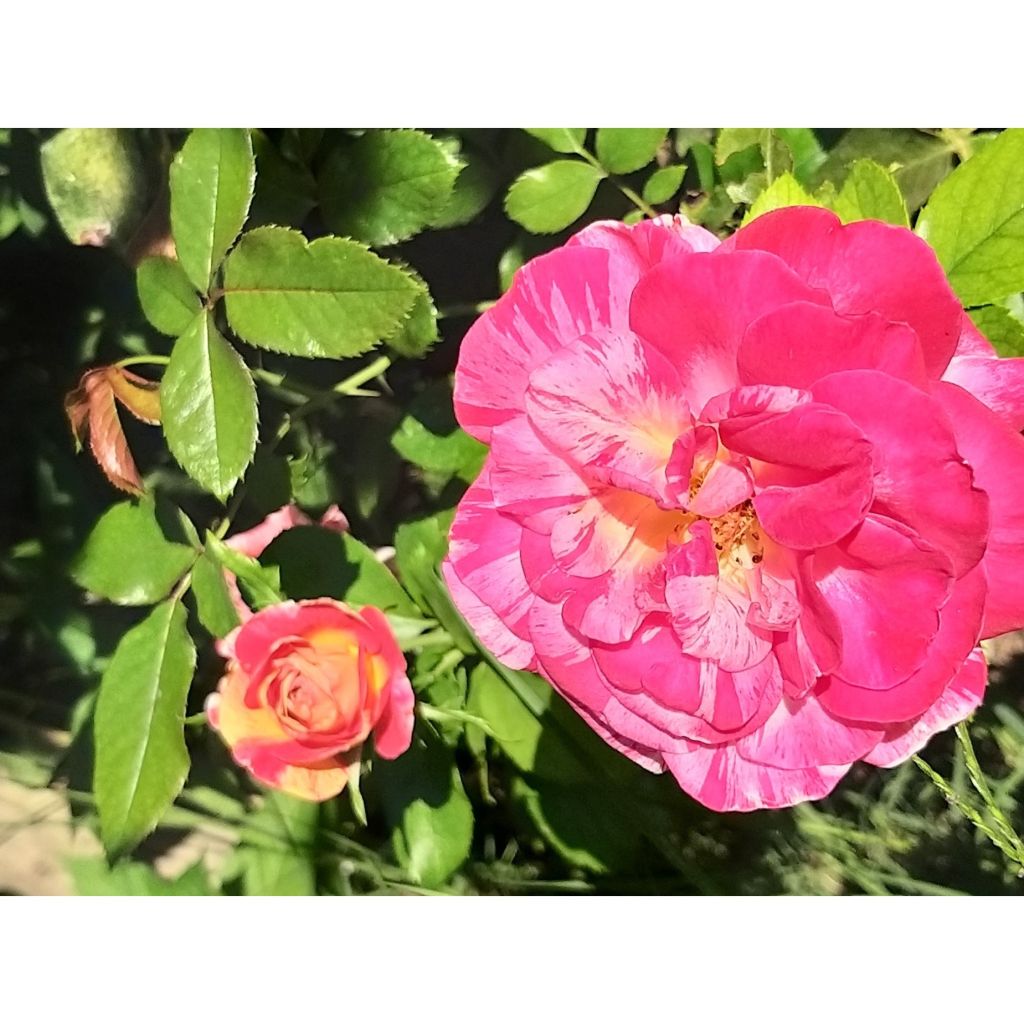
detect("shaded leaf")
[917,129,1024,305]
[512,776,642,873]
[94,597,196,857]
[505,160,605,234]
[260,526,418,616]
[395,513,477,654]
[390,380,486,474]
[319,129,459,246]
[816,128,953,211]
[222,226,419,358]
[595,128,666,174]
[40,128,147,248]
[249,128,316,228]
[774,128,827,185]
[524,128,586,153]
[72,498,196,606]
[430,136,498,228]
[203,531,283,611]
[190,547,242,638]
[170,128,255,292]
[161,311,258,501]
[384,273,438,358]
[832,159,909,227]
[136,256,200,336]
[375,731,473,887]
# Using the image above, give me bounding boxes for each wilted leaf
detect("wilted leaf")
[65,366,160,494]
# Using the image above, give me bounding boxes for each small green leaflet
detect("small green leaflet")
[832,160,909,227]
[136,256,201,336]
[742,172,820,225]
[524,129,586,153]
[170,128,255,293]
[505,161,605,234]
[161,311,258,502]
[595,128,667,174]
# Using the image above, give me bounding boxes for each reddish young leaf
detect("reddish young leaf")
[65,366,161,495]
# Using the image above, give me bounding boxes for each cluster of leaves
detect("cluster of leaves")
[2,128,1024,895]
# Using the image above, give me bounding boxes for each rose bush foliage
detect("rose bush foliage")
[14,127,1024,893]
[445,207,1024,811]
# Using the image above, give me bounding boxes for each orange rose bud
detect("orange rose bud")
[207,599,415,802]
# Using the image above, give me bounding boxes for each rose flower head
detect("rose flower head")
[443,207,1024,812]
[208,599,415,802]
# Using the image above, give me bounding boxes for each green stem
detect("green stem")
[333,354,391,394]
[438,301,497,320]
[116,354,170,368]
[574,145,659,219]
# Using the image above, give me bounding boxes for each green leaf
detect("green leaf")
[70,857,211,896]
[136,256,201,336]
[505,161,605,234]
[222,226,419,358]
[40,128,147,248]
[430,137,498,229]
[595,128,667,174]
[249,129,316,228]
[512,777,642,874]
[524,128,586,153]
[161,311,258,501]
[94,597,196,857]
[259,526,419,616]
[204,531,283,611]
[376,732,473,887]
[715,128,763,165]
[236,792,319,896]
[169,128,255,293]
[385,274,438,359]
[72,498,196,606]
[917,129,1024,306]
[970,305,1024,357]
[319,129,460,246]
[390,381,486,474]
[743,172,820,224]
[189,547,241,637]
[831,160,909,227]
[774,128,827,186]
[815,128,953,211]
[394,513,477,654]
[643,164,686,205]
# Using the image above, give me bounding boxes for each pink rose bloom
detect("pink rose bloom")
[443,207,1024,812]
[208,599,414,801]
